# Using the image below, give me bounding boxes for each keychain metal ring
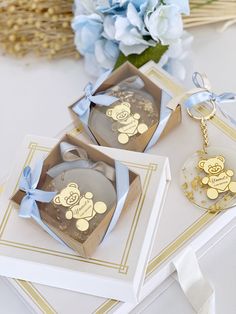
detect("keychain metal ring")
[187,100,216,121]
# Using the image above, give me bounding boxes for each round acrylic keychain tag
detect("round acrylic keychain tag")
[180,100,236,212]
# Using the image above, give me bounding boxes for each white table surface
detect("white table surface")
[0,24,236,313]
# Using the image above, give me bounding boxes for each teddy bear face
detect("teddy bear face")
[106,102,131,122]
[198,156,225,175]
[53,183,80,207]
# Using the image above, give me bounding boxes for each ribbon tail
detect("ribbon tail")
[172,249,215,314]
[145,91,172,151]
[30,159,44,189]
[89,94,118,106]
[60,142,88,161]
[104,161,129,236]
[217,104,236,127]
[73,98,90,115]
[19,195,36,218]
[92,69,112,92]
[32,189,57,203]
[19,167,31,191]
[218,92,236,102]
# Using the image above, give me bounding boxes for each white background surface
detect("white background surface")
[0,24,236,313]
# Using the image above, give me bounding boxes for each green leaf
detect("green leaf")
[114,44,168,69]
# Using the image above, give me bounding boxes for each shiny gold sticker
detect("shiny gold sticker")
[53,183,107,231]
[198,155,236,200]
[106,102,148,144]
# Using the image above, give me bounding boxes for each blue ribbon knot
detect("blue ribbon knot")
[19,162,56,219]
[184,72,236,126]
[72,70,118,124]
[185,72,236,109]
[18,161,66,245]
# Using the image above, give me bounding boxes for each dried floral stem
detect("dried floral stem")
[0,0,79,59]
[184,0,236,28]
[0,0,235,59]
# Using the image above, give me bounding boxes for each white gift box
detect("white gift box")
[3,202,236,314]
[6,68,234,313]
[1,62,236,313]
[1,105,236,313]
[0,135,170,303]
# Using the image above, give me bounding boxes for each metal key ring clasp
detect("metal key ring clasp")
[187,100,216,121]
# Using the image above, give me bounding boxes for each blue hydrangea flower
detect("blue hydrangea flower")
[72,14,103,55]
[72,13,119,76]
[72,0,190,75]
[103,2,155,56]
[114,4,155,56]
[95,39,119,70]
[98,0,148,15]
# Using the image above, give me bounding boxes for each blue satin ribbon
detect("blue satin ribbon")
[184,72,236,126]
[144,60,176,151]
[105,160,129,236]
[145,91,172,151]
[19,160,66,246]
[72,70,118,125]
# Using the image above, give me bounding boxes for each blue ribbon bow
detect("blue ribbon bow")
[19,160,66,245]
[19,162,56,218]
[184,72,236,126]
[72,70,118,125]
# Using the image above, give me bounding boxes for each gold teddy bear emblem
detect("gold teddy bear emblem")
[198,155,236,200]
[106,102,148,144]
[53,183,107,231]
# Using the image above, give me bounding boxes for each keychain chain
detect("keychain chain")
[187,101,215,154]
[200,118,209,153]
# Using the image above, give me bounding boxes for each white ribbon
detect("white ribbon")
[172,248,215,314]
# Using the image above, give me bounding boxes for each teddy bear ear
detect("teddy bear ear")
[53,195,61,205]
[198,160,206,169]
[106,109,113,117]
[217,156,225,163]
[123,101,130,108]
[68,182,78,189]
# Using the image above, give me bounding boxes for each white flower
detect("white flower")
[103,15,116,40]
[114,3,155,56]
[127,2,144,31]
[74,0,98,15]
[145,4,183,45]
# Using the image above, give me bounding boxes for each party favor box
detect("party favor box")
[3,180,236,314]
[11,86,236,313]
[11,134,141,258]
[69,61,181,152]
[0,135,170,303]
[5,211,236,314]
